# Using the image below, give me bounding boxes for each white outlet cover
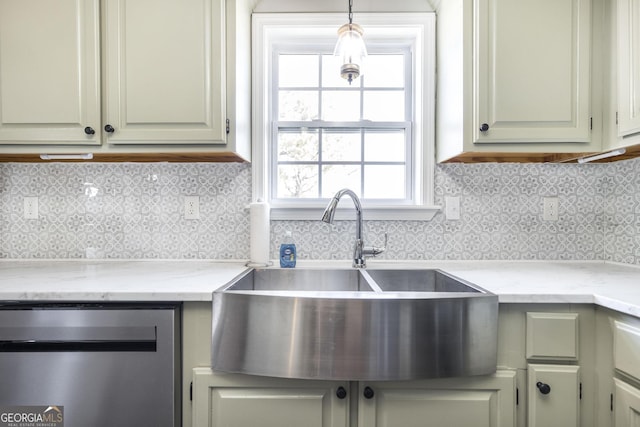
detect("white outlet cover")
[24,197,38,219]
[543,197,559,221]
[184,196,200,219]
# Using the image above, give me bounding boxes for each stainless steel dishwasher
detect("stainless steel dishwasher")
[0,303,180,427]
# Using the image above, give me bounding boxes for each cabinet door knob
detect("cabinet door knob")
[84,127,95,135]
[336,386,347,399]
[480,123,490,132]
[536,381,551,395]
[363,386,375,399]
[104,124,115,133]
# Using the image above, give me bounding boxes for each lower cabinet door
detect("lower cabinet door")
[358,370,517,427]
[614,378,640,427]
[528,364,580,427]
[192,368,349,427]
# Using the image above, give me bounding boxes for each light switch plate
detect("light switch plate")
[445,196,460,220]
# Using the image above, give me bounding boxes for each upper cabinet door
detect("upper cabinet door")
[0,0,100,145]
[474,0,592,144]
[617,0,640,137]
[103,0,226,145]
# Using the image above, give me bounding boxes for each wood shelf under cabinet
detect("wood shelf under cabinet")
[0,152,248,163]
[441,142,640,163]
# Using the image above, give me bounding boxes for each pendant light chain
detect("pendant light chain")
[348,0,353,25]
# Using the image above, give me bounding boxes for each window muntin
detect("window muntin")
[272,50,412,203]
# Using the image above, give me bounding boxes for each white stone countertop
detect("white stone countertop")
[0,260,250,302]
[1,259,639,317]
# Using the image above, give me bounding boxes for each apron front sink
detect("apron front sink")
[211,268,497,381]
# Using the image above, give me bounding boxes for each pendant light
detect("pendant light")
[333,0,367,84]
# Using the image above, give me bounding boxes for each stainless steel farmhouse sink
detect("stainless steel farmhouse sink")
[211,268,498,381]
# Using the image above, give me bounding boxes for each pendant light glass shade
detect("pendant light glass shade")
[333,0,367,84]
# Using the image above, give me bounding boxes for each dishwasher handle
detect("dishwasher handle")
[0,326,157,352]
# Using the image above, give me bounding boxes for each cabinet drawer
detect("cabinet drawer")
[526,312,579,361]
[613,320,640,382]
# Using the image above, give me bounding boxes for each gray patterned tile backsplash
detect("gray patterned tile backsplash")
[0,163,252,259]
[0,158,638,265]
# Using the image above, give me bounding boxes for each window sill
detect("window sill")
[270,204,441,221]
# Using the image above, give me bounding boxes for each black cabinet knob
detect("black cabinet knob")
[480,123,490,132]
[104,124,115,133]
[84,127,95,135]
[363,386,375,399]
[336,386,347,399]
[536,382,551,395]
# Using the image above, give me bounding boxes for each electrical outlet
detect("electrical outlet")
[184,196,200,219]
[445,196,460,220]
[24,197,38,219]
[543,197,559,221]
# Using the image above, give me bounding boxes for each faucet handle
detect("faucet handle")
[364,232,387,257]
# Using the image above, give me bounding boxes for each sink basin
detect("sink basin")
[224,268,374,292]
[364,269,484,293]
[211,268,497,381]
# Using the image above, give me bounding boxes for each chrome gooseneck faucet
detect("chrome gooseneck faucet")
[321,188,386,268]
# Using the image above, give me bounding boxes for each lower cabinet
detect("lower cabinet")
[527,364,581,427]
[614,379,640,427]
[189,304,640,427]
[191,368,349,427]
[192,368,517,427]
[358,370,517,427]
[593,307,640,427]
[612,318,640,427]
[525,311,582,427]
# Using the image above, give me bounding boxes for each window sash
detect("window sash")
[271,122,413,203]
[271,48,413,203]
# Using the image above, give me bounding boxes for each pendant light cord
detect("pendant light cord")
[348,0,353,25]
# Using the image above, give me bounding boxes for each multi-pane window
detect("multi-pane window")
[272,49,413,203]
[253,13,436,219]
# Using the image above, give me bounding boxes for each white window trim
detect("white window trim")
[252,12,439,221]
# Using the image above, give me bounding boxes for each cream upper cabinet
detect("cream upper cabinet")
[616,0,640,137]
[604,0,640,153]
[0,0,100,145]
[475,0,592,144]
[102,0,225,145]
[436,0,602,162]
[0,0,251,161]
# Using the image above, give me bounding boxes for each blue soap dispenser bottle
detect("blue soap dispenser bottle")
[279,231,297,268]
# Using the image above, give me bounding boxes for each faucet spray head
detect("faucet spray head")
[321,197,339,224]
